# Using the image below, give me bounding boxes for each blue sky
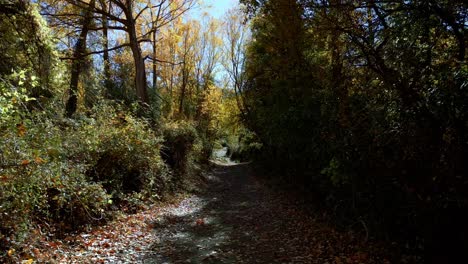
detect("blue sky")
[193,0,239,19]
[187,0,241,86]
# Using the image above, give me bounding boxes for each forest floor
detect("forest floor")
[26,160,419,263]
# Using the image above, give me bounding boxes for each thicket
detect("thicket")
[240,0,468,260]
[0,84,198,255]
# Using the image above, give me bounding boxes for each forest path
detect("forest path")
[144,162,280,263]
[141,162,389,264]
[36,162,395,263]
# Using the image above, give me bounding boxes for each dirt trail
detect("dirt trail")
[143,163,271,263]
[141,162,392,264]
[33,162,400,263]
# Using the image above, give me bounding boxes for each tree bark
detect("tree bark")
[178,30,190,118]
[65,0,94,117]
[151,4,162,91]
[101,0,111,92]
[125,0,149,104]
[178,61,188,118]
[152,30,158,90]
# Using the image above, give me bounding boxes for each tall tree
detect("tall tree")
[222,8,250,119]
[62,0,195,104]
[99,0,111,91]
[177,23,196,118]
[194,17,221,119]
[65,0,95,117]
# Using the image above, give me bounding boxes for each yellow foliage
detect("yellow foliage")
[219,94,240,133]
[200,85,223,130]
[199,85,242,136]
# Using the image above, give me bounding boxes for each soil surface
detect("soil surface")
[141,162,395,264]
[28,161,414,263]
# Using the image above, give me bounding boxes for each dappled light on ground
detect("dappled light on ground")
[143,163,402,263]
[27,163,416,263]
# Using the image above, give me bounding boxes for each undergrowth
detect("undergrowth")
[0,101,206,262]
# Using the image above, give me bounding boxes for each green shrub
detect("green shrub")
[0,115,110,250]
[62,104,171,201]
[44,168,111,234]
[228,129,262,162]
[161,120,198,174]
[0,102,171,257]
[195,132,215,163]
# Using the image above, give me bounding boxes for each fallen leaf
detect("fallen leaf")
[34,156,46,164]
[17,123,26,137]
[196,218,205,226]
[0,175,10,182]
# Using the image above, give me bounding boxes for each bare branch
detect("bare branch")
[60,43,130,60]
[66,0,127,25]
[144,55,183,65]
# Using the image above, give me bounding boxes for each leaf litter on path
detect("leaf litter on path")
[22,163,420,263]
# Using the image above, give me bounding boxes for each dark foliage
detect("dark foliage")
[241,0,468,260]
[161,121,198,174]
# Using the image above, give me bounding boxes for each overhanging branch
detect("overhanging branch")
[60,43,130,60]
[144,55,183,65]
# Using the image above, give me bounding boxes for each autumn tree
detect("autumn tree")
[64,0,95,117]
[222,7,250,119]
[45,0,194,114]
[153,15,222,120]
[154,16,182,117]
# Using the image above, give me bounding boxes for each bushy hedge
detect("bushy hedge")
[226,128,262,162]
[1,118,109,249]
[0,101,172,256]
[72,105,171,200]
[161,120,198,174]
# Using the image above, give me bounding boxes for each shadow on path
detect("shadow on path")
[142,162,395,264]
[142,162,284,263]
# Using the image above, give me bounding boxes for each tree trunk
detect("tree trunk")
[131,38,149,104]
[178,62,188,118]
[65,0,94,117]
[101,1,111,92]
[152,30,157,90]
[126,0,149,104]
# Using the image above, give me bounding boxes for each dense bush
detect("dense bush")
[227,128,262,162]
[75,105,170,200]
[241,0,468,259]
[0,117,109,250]
[161,120,198,174]
[0,98,172,256]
